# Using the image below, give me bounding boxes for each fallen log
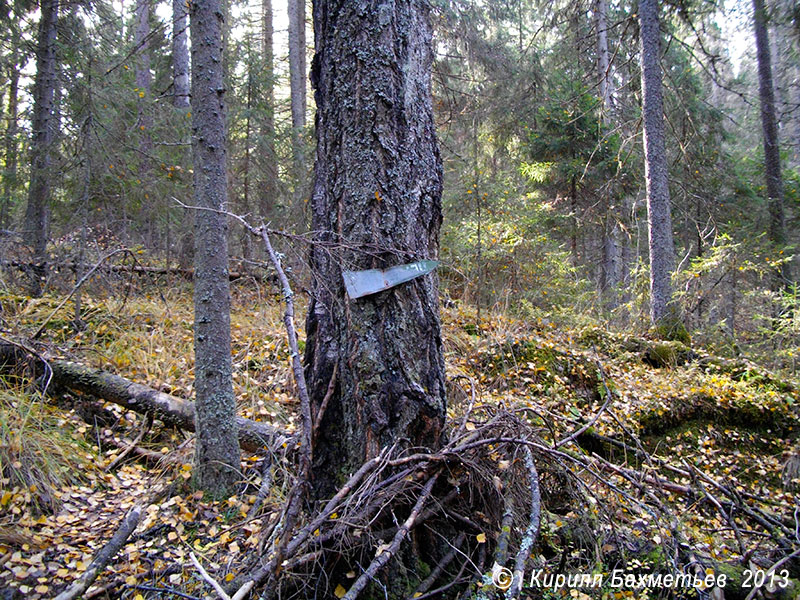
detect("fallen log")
[0,341,291,452]
[1,260,268,282]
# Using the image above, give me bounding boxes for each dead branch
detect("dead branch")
[507,446,541,599]
[104,412,153,471]
[231,448,394,595]
[53,505,143,600]
[254,225,314,577]
[342,474,439,600]
[411,532,467,598]
[32,249,129,338]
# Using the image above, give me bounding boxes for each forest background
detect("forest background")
[1,0,800,598]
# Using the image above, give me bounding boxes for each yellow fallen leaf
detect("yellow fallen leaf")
[225,573,235,582]
[476,533,487,543]
[334,584,347,598]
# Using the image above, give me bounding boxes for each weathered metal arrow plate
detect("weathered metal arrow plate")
[343,260,440,299]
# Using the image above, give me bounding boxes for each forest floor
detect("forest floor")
[1,283,799,599]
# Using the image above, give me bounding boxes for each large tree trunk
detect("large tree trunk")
[752,0,792,289]
[190,0,240,497]
[172,0,190,109]
[638,0,677,329]
[23,0,59,297]
[306,0,446,498]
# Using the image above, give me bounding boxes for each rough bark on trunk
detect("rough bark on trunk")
[306,0,446,497]
[638,0,677,329]
[753,0,792,288]
[190,0,241,496]
[23,0,59,297]
[172,0,190,109]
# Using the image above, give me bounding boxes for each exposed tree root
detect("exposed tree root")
[211,393,800,600]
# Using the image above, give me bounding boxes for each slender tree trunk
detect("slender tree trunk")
[1,60,19,229]
[473,115,482,332]
[288,0,307,217]
[75,112,91,330]
[306,0,446,498]
[570,173,578,265]
[595,0,612,119]
[260,0,277,218]
[23,0,59,296]
[638,0,677,329]
[288,0,306,136]
[752,0,792,289]
[595,0,621,309]
[172,0,190,109]
[241,67,253,262]
[134,0,155,246]
[190,0,240,497]
[172,0,192,269]
[134,0,151,138]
